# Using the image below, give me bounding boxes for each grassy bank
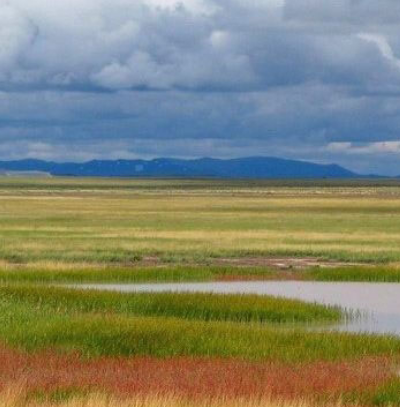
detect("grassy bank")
[306,266,400,283]
[2,263,400,284]
[0,265,279,284]
[0,265,217,284]
[0,285,398,363]
[0,285,341,324]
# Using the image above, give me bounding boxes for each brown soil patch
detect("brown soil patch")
[212,257,361,269]
[139,256,362,270]
[9,256,364,272]
[215,270,307,282]
[0,345,394,400]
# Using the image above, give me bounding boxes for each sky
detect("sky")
[1,0,400,175]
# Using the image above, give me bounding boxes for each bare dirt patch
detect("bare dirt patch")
[139,256,362,270]
[208,257,360,270]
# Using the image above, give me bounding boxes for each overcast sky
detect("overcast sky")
[2,0,400,174]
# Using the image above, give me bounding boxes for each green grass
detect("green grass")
[345,380,400,406]
[2,263,400,285]
[0,284,399,363]
[0,297,394,363]
[0,265,282,284]
[0,266,215,284]
[0,285,341,324]
[307,266,400,282]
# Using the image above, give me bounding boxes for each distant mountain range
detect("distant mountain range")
[0,157,362,178]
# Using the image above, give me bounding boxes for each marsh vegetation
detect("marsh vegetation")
[1,178,400,405]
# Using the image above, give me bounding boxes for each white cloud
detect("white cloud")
[358,33,400,70]
[144,0,218,14]
[327,141,400,155]
[0,5,36,77]
[0,0,397,92]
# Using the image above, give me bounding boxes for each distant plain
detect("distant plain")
[2,177,400,265]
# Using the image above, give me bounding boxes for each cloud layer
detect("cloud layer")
[1,0,400,174]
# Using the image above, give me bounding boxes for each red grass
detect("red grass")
[0,345,394,400]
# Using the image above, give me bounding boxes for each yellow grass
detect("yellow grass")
[2,178,400,263]
[0,387,344,407]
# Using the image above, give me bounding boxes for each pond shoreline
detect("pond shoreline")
[69,280,400,337]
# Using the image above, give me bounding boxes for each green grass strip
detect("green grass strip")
[0,265,276,284]
[4,264,400,284]
[0,304,399,363]
[0,285,341,324]
[307,266,400,282]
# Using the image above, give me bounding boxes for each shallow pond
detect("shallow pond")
[73,281,400,336]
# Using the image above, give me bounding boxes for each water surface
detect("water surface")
[73,281,400,336]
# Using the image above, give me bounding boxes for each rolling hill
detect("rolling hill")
[0,157,359,178]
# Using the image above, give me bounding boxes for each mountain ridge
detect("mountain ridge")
[0,156,362,178]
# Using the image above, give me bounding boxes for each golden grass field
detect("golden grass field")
[2,177,400,265]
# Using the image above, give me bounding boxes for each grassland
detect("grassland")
[1,177,400,406]
[2,177,400,265]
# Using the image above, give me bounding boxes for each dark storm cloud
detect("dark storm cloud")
[284,0,400,25]
[1,0,400,174]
